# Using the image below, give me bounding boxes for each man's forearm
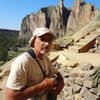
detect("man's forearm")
[6,82,46,100]
[6,77,57,100]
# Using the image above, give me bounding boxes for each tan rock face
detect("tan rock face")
[19,0,66,37]
[67,0,99,32]
[19,0,99,38]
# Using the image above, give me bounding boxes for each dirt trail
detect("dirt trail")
[50,49,100,66]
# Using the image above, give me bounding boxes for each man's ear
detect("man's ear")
[31,37,36,47]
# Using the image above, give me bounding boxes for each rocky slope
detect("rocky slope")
[49,50,100,100]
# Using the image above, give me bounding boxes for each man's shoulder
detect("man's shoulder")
[15,52,32,62]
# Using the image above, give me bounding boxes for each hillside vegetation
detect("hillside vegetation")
[0,30,29,66]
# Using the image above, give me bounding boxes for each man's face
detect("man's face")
[34,33,53,54]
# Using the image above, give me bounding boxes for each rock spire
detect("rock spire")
[58,0,64,8]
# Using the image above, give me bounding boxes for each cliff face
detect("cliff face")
[19,0,99,38]
[67,0,99,32]
[19,0,70,38]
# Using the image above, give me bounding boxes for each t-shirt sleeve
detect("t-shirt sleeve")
[6,59,28,90]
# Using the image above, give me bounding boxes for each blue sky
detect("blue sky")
[0,0,99,30]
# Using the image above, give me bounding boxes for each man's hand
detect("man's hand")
[40,77,57,91]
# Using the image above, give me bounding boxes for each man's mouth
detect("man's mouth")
[42,46,49,50]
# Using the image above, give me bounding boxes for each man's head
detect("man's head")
[29,27,56,54]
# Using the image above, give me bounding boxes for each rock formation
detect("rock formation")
[19,0,99,38]
[67,0,99,32]
[19,0,70,38]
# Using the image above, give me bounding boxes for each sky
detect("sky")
[0,0,99,30]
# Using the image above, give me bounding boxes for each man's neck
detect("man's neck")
[32,48,44,60]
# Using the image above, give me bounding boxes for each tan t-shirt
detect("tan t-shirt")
[6,52,57,100]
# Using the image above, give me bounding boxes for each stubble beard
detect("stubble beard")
[40,49,48,55]
[40,48,50,55]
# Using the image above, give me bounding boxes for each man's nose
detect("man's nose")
[45,42,49,45]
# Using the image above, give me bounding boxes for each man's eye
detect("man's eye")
[41,37,45,41]
[39,37,52,43]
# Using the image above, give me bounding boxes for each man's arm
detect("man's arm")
[6,77,57,100]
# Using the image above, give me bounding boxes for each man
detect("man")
[6,27,64,100]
